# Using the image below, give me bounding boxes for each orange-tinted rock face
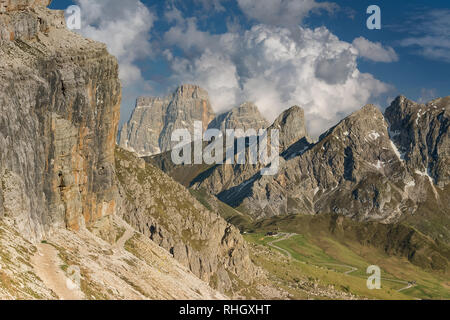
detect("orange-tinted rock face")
[45,55,121,233]
[0,5,121,240]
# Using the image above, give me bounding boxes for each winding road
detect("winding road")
[321,263,358,275]
[267,233,295,259]
[264,233,416,292]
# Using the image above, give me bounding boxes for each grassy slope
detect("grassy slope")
[244,214,450,300]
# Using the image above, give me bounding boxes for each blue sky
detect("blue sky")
[50,0,450,136]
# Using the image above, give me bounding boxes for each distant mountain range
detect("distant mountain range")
[119,85,270,156]
[137,87,449,239]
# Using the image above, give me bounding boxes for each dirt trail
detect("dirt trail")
[31,243,84,300]
[113,227,135,252]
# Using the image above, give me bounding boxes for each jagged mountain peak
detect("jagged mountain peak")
[227,101,262,117]
[208,101,269,133]
[272,106,304,126]
[317,104,386,144]
[270,105,310,152]
[119,85,215,156]
[385,95,449,187]
[173,84,210,100]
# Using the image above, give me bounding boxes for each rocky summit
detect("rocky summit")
[119,90,272,157]
[119,84,216,156]
[208,101,269,133]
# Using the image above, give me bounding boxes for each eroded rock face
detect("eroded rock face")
[186,106,311,197]
[270,105,310,153]
[119,85,216,156]
[0,0,51,13]
[208,102,269,133]
[217,99,449,222]
[0,4,121,240]
[115,147,258,293]
[385,96,449,188]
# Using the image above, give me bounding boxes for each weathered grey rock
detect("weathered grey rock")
[385,95,449,188]
[0,0,51,13]
[0,2,121,241]
[269,105,311,152]
[187,106,311,196]
[208,101,269,133]
[218,99,449,222]
[0,1,261,298]
[119,84,216,156]
[115,147,258,293]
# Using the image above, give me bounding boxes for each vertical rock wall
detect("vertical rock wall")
[0,2,121,241]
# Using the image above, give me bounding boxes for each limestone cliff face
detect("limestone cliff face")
[0,2,121,240]
[208,102,269,133]
[385,96,449,188]
[0,0,50,13]
[119,85,215,156]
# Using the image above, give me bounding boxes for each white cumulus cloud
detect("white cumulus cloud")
[75,0,155,86]
[352,37,398,63]
[74,0,157,126]
[164,19,393,137]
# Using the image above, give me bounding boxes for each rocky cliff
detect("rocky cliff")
[0,1,260,300]
[208,101,269,133]
[149,105,310,195]
[115,147,258,294]
[119,88,274,157]
[119,85,215,156]
[0,1,120,241]
[385,96,449,188]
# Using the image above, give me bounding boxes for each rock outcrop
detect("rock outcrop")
[385,95,449,187]
[0,1,120,241]
[270,105,310,152]
[0,215,228,300]
[119,85,215,156]
[0,1,260,299]
[0,0,50,13]
[208,101,269,133]
[115,147,258,294]
[149,105,310,195]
